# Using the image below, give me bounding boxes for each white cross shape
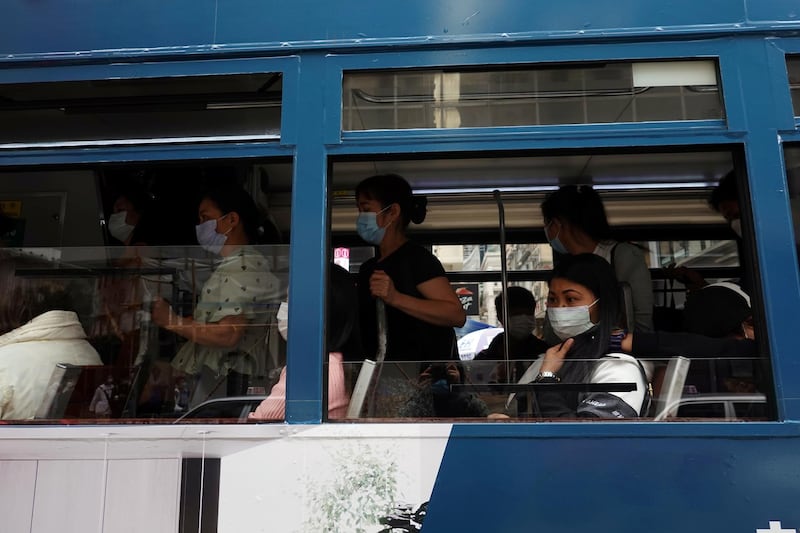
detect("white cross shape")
[756,521,796,533]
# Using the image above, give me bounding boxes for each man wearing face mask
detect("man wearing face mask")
[669,170,754,294]
[475,287,549,382]
[107,191,148,246]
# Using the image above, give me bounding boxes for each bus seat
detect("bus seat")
[652,356,691,420]
[35,363,86,419]
[346,359,376,418]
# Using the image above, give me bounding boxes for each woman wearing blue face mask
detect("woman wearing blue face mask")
[531,253,649,419]
[355,174,466,364]
[541,185,654,335]
[151,186,283,407]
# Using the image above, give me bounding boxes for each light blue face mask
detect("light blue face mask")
[356,205,391,245]
[195,214,230,255]
[545,220,569,255]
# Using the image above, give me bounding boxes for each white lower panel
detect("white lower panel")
[0,461,37,533]
[218,424,453,533]
[103,459,181,533]
[32,460,105,533]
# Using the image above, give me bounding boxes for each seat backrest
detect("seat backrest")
[346,359,376,418]
[619,281,635,333]
[35,363,85,419]
[652,356,691,421]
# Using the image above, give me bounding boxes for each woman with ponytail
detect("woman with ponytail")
[355,174,465,363]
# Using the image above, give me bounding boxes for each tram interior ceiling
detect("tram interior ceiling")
[330,149,736,238]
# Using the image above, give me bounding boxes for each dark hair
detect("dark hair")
[0,251,75,336]
[708,170,739,212]
[355,174,427,228]
[541,185,611,242]
[129,198,198,246]
[495,286,537,318]
[328,264,359,353]
[683,282,751,338]
[0,212,15,235]
[113,186,151,215]
[201,186,263,244]
[549,253,620,382]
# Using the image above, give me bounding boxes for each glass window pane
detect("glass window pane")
[0,162,292,424]
[784,145,800,268]
[789,56,800,117]
[0,244,288,423]
[0,73,282,147]
[343,60,723,131]
[331,148,773,422]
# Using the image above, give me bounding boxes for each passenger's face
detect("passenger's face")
[543,218,561,242]
[547,277,600,323]
[198,198,231,233]
[113,196,139,226]
[356,194,393,226]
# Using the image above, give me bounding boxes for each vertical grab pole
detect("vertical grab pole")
[367,299,388,417]
[493,190,512,384]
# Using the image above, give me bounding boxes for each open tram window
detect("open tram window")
[0,73,282,147]
[329,148,771,422]
[342,60,723,131]
[0,160,292,424]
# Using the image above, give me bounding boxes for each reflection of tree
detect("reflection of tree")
[303,444,398,533]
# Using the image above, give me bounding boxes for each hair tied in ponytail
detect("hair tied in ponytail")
[410,195,428,225]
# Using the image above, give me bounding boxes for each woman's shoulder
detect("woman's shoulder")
[398,241,444,266]
[592,353,645,381]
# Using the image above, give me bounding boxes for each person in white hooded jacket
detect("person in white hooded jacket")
[0,311,102,419]
[0,252,102,420]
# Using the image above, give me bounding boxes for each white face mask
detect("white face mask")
[277,301,289,341]
[730,218,742,238]
[195,214,230,255]
[108,211,135,243]
[507,315,536,340]
[547,299,598,341]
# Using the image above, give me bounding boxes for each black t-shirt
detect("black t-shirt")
[358,241,457,362]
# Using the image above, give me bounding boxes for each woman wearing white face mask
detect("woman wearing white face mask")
[152,186,283,407]
[533,253,649,419]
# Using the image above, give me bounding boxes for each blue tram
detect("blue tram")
[1,2,800,532]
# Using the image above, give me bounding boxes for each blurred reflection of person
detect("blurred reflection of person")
[399,362,489,418]
[475,286,549,382]
[249,264,355,420]
[89,376,116,417]
[152,186,282,407]
[0,252,102,420]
